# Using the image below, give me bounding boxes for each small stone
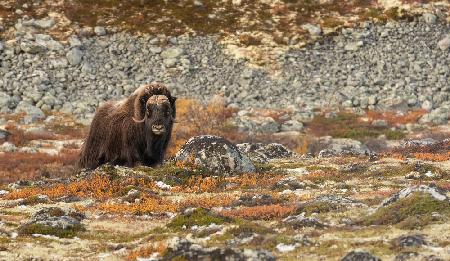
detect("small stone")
[0,142,16,152]
[423,13,437,24]
[371,119,388,127]
[345,41,364,51]
[66,48,84,65]
[281,120,304,132]
[94,26,107,36]
[33,17,56,29]
[437,35,450,51]
[161,47,184,59]
[301,23,322,36]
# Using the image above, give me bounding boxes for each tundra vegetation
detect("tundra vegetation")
[1,98,449,260]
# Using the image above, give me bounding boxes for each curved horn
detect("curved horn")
[133,114,147,123]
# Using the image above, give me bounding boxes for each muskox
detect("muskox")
[78,83,177,169]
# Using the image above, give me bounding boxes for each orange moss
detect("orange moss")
[180,195,235,209]
[413,152,450,162]
[4,175,155,201]
[96,197,178,214]
[127,243,166,261]
[221,204,296,220]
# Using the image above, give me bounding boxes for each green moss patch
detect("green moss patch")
[362,193,450,228]
[18,223,86,238]
[307,113,405,141]
[167,208,231,230]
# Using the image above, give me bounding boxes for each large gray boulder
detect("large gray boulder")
[175,135,255,174]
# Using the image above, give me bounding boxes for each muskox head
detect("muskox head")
[132,84,176,135]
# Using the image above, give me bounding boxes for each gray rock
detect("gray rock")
[315,137,371,157]
[15,101,45,120]
[35,34,63,51]
[438,35,450,51]
[69,36,82,48]
[94,26,107,36]
[0,92,14,112]
[66,48,84,65]
[235,116,280,133]
[371,119,388,127]
[20,41,46,54]
[345,41,364,51]
[165,237,275,261]
[281,119,304,132]
[161,47,184,59]
[0,142,16,152]
[422,13,437,24]
[283,214,326,228]
[419,108,449,125]
[236,143,295,163]
[18,207,85,237]
[393,234,427,248]
[381,185,449,207]
[341,251,381,261]
[0,129,11,140]
[33,17,56,29]
[164,58,178,68]
[301,23,322,36]
[175,135,256,174]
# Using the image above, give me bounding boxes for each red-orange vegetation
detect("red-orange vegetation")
[4,175,156,201]
[221,204,296,220]
[126,243,166,261]
[177,176,225,193]
[96,197,178,214]
[180,195,235,209]
[4,124,60,147]
[413,152,450,162]
[366,109,427,125]
[0,151,78,184]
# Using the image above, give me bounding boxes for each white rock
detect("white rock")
[438,35,450,51]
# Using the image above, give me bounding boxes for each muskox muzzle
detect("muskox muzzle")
[151,124,165,135]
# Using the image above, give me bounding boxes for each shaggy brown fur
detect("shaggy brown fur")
[79,83,176,169]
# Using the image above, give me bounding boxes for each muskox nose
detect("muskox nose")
[151,124,166,135]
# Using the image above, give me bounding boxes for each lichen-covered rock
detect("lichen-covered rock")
[283,214,326,228]
[236,142,295,163]
[18,207,85,238]
[393,234,427,248]
[0,129,11,140]
[312,137,371,157]
[341,250,381,261]
[175,135,255,174]
[382,185,449,207]
[165,237,276,261]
